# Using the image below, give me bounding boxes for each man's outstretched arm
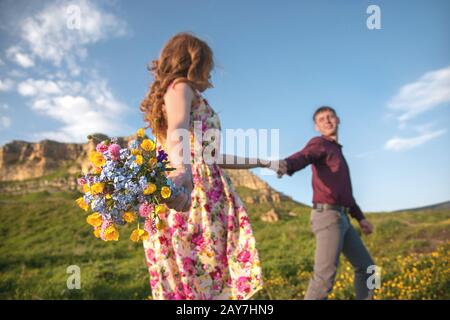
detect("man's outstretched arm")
[282,137,326,176]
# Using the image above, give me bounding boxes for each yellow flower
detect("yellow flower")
[144,183,157,195]
[131,148,141,156]
[161,186,171,199]
[148,157,157,167]
[83,184,90,193]
[89,151,106,167]
[105,194,112,199]
[104,225,119,241]
[155,204,168,216]
[93,227,101,238]
[86,212,102,227]
[135,154,143,165]
[123,211,136,223]
[90,182,105,195]
[141,139,156,152]
[130,228,149,242]
[137,128,146,138]
[76,197,89,212]
[92,167,102,175]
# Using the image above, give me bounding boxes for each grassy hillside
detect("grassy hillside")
[0,190,448,299]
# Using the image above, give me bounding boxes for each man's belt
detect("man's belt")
[313,203,350,214]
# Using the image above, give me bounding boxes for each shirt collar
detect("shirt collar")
[320,135,343,148]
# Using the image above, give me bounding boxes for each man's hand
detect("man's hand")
[268,159,288,178]
[359,219,374,235]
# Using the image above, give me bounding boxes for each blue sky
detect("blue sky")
[0,0,449,212]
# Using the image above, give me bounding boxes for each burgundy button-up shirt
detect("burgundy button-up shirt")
[284,135,365,221]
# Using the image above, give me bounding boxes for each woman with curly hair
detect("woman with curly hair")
[140,32,266,300]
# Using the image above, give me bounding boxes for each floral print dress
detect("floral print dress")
[143,92,263,300]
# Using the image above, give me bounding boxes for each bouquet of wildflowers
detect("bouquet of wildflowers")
[75,128,183,242]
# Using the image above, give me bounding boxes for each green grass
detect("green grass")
[0,190,448,299]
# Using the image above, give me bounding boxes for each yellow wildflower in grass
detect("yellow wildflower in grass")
[93,227,101,238]
[155,204,168,216]
[86,213,102,227]
[161,186,171,199]
[135,154,143,165]
[76,197,89,212]
[141,139,156,152]
[89,151,106,167]
[123,211,136,223]
[130,228,149,242]
[105,194,112,199]
[144,183,157,195]
[90,182,105,195]
[104,225,119,241]
[83,184,90,193]
[148,157,157,167]
[137,128,146,138]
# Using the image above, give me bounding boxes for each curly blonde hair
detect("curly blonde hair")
[140,32,214,143]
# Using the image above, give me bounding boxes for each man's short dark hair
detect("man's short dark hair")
[313,106,337,122]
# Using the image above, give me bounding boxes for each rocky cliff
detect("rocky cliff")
[0,137,292,205]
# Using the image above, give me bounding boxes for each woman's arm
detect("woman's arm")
[217,154,271,170]
[163,82,194,211]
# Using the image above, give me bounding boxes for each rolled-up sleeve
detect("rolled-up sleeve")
[284,137,325,176]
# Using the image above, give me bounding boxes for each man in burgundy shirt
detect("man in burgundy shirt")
[276,106,375,300]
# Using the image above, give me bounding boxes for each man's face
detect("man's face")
[314,110,340,137]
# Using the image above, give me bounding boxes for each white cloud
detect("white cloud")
[0,78,15,91]
[4,0,131,143]
[25,77,131,142]
[17,78,62,96]
[388,66,450,123]
[384,129,447,152]
[17,0,127,74]
[6,46,35,68]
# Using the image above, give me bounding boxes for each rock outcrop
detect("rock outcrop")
[0,136,291,205]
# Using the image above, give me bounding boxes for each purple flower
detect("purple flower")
[157,150,168,162]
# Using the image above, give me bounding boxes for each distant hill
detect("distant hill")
[392,201,450,213]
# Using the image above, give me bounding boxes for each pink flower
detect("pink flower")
[146,248,156,264]
[192,232,205,248]
[173,212,186,229]
[236,276,251,294]
[237,250,252,264]
[183,284,194,299]
[150,278,158,289]
[209,267,222,280]
[96,142,109,153]
[158,236,169,247]
[182,257,196,275]
[239,216,250,228]
[108,143,121,160]
[77,177,87,185]
[139,202,153,217]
